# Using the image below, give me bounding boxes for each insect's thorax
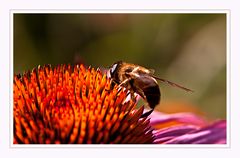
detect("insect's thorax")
[118,64,156,89]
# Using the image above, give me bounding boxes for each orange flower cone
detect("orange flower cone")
[13,64,154,144]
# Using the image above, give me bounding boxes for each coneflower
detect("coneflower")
[13,64,226,144]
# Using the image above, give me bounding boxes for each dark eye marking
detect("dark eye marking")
[110,63,118,74]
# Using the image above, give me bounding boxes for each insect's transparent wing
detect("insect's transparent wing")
[152,75,194,92]
[148,69,155,74]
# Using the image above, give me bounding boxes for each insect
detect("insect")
[109,61,193,118]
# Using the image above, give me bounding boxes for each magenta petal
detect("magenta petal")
[163,120,226,144]
[153,125,199,138]
[149,111,207,127]
[153,125,199,143]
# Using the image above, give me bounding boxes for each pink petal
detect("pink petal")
[163,120,226,144]
[149,111,207,127]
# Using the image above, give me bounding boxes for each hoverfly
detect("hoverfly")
[109,61,193,117]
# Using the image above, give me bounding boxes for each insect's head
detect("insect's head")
[109,61,122,78]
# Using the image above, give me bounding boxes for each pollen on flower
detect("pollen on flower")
[13,64,154,144]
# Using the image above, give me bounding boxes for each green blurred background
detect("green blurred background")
[14,13,226,119]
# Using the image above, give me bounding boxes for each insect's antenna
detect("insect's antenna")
[152,75,194,92]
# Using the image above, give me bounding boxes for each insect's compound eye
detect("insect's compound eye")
[110,63,118,76]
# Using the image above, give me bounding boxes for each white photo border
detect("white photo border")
[10,9,230,148]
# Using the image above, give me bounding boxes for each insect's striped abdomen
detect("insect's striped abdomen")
[143,84,161,109]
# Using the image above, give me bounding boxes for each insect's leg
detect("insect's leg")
[109,78,130,95]
[118,78,131,88]
[130,90,136,102]
[141,109,154,118]
[134,87,146,101]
